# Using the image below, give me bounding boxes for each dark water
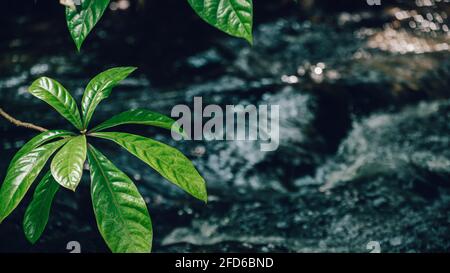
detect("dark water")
[0,0,449,252]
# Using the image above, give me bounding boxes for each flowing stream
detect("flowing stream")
[0,0,449,252]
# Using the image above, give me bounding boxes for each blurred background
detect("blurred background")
[0,0,449,252]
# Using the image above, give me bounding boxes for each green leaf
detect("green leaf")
[0,139,68,223]
[29,77,83,130]
[23,171,60,244]
[51,136,87,191]
[91,132,207,202]
[66,0,111,51]
[81,67,137,129]
[7,130,74,173]
[187,0,253,44]
[90,109,185,136]
[87,145,152,253]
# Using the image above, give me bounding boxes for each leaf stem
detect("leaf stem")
[0,107,48,132]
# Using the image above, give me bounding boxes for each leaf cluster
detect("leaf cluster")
[66,0,254,50]
[0,67,207,253]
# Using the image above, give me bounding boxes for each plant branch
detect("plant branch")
[0,107,48,132]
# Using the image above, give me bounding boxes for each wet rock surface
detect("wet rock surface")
[0,0,449,252]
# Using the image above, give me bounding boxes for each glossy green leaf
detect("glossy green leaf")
[28,77,83,130]
[187,0,253,43]
[0,139,68,223]
[51,136,87,191]
[90,109,185,136]
[7,130,74,173]
[87,145,152,253]
[23,171,60,244]
[81,67,137,129]
[92,132,207,202]
[66,0,111,51]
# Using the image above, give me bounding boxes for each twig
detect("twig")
[0,107,48,132]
